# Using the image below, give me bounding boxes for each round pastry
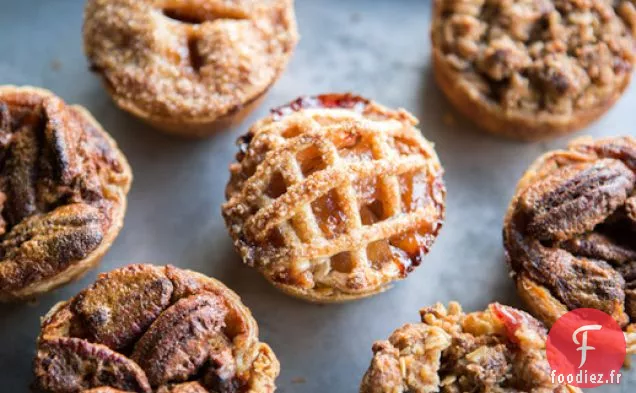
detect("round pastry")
[0,85,131,301]
[431,0,636,140]
[504,136,636,353]
[360,302,581,393]
[83,0,298,137]
[33,264,279,393]
[222,94,446,302]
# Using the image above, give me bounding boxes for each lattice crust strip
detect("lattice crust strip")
[223,96,446,301]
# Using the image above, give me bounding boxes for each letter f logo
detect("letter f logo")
[572,324,602,368]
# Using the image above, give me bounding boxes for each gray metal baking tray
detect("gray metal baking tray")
[0,0,633,391]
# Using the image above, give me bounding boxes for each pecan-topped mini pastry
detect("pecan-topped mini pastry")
[360,302,581,393]
[0,86,131,301]
[83,0,298,137]
[504,136,636,353]
[222,94,446,302]
[431,0,636,140]
[33,264,279,393]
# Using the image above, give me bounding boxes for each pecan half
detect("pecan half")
[72,265,174,351]
[0,86,131,300]
[505,136,636,333]
[519,160,635,242]
[33,264,279,393]
[131,294,228,386]
[360,302,580,393]
[33,337,151,393]
[0,204,103,290]
[560,232,636,264]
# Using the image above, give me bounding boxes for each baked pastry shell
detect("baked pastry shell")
[432,50,631,142]
[223,94,446,303]
[430,0,634,142]
[35,266,280,393]
[99,72,272,139]
[264,274,390,303]
[84,0,299,138]
[503,137,636,354]
[0,86,132,302]
[359,302,583,393]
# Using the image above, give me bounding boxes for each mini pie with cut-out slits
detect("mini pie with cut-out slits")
[83,0,298,137]
[222,94,446,302]
[431,0,636,140]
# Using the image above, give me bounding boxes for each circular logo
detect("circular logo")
[546,309,626,388]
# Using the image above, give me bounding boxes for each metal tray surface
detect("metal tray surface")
[0,0,633,391]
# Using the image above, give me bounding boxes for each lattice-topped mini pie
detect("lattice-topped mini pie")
[222,94,446,302]
[83,0,298,137]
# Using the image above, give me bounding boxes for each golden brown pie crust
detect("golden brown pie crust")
[0,86,131,301]
[503,136,636,354]
[360,302,581,393]
[83,389,131,393]
[83,0,299,137]
[33,264,279,393]
[431,0,636,141]
[222,94,446,303]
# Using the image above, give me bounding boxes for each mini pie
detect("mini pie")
[431,0,636,140]
[33,264,279,393]
[0,86,131,301]
[83,0,298,137]
[504,136,636,354]
[222,94,446,302]
[360,302,581,393]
